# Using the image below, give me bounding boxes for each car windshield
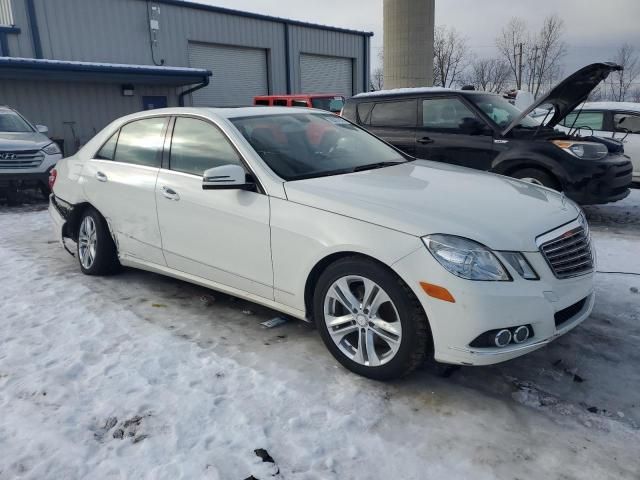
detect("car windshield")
[311,97,345,113]
[0,111,33,133]
[231,112,408,181]
[468,93,540,129]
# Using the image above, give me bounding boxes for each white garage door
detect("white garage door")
[188,43,268,107]
[300,54,353,96]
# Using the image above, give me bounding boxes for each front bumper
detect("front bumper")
[0,153,62,188]
[564,157,632,205]
[393,242,595,366]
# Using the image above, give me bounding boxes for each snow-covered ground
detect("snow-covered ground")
[0,191,639,479]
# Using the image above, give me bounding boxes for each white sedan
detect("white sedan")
[49,107,595,380]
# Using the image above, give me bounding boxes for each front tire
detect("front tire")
[314,257,430,380]
[77,207,120,275]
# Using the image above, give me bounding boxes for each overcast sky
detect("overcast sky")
[197,0,640,76]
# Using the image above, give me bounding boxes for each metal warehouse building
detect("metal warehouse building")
[0,0,372,153]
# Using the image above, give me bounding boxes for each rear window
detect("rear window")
[274,99,288,106]
[370,100,417,127]
[561,111,604,130]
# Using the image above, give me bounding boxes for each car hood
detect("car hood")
[0,131,51,150]
[501,62,622,136]
[284,160,580,252]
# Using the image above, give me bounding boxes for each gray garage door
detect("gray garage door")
[300,54,353,96]
[188,43,268,107]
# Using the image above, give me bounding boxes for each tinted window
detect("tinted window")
[357,102,374,124]
[614,113,640,134]
[422,97,480,131]
[370,100,417,127]
[274,99,288,106]
[170,117,241,176]
[255,99,269,106]
[561,111,604,130]
[96,131,119,160]
[113,117,167,167]
[292,100,309,107]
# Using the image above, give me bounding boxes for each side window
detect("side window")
[95,131,119,160]
[357,102,375,125]
[113,117,167,167]
[561,111,604,130]
[170,117,241,176]
[370,100,417,127]
[422,97,480,132]
[274,99,288,106]
[614,113,640,134]
[292,99,308,107]
[255,99,269,106]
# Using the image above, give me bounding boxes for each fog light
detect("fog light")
[494,329,512,347]
[513,326,530,343]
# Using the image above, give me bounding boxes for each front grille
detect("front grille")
[554,297,587,328]
[540,226,593,279]
[0,150,44,169]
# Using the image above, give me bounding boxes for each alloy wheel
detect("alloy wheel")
[323,275,402,367]
[78,216,97,269]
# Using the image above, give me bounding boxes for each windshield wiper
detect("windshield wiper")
[351,161,405,173]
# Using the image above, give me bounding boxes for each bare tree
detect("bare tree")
[525,15,567,97]
[496,17,528,90]
[433,25,468,88]
[632,88,640,104]
[496,15,566,97]
[370,66,384,91]
[607,43,640,101]
[464,58,511,93]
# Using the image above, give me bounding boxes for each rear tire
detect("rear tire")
[76,207,120,275]
[313,256,430,380]
[511,168,560,190]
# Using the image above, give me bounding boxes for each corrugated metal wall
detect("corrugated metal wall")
[0,79,177,153]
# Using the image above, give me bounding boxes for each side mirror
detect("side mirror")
[36,124,49,135]
[202,164,254,191]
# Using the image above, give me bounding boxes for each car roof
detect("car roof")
[352,87,494,101]
[116,106,330,122]
[255,94,343,99]
[581,101,640,113]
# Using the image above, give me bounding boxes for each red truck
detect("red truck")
[253,94,345,113]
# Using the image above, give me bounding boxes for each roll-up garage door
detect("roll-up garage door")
[300,54,353,96]
[188,43,268,107]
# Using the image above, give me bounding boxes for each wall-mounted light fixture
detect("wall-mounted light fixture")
[121,84,135,96]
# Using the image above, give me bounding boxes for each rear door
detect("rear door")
[82,116,168,265]
[415,96,496,170]
[155,115,273,300]
[360,99,418,156]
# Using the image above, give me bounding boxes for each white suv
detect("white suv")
[49,107,595,380]
[0,106,62,197]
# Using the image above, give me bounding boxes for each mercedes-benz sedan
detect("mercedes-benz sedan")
[49,107,595,380]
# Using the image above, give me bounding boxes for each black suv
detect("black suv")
[342,63,633,205]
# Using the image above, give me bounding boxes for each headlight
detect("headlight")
[500,252,539,280]
[422,234,511,281]
[42,142,61,155]
[551,140,607,160]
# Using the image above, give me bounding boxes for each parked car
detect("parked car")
[50,107,594,380]
[0,106,62,198]
[254,94,345,113]
[536,102,640,184]
[342,63,633,205]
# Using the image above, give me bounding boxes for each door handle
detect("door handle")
[161,186,180,201]
[95,171,108,182]
[417,137,434,144]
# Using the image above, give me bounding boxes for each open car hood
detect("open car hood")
[501,62,622,136]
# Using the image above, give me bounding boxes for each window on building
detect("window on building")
[614,113,640,134]
[95,131,119,160]
[561,111,604,131]
[370,100,417,127]
[0,0,15,26]
[170,117,241,176]
[422,97,480,132]
[113,117,167,168]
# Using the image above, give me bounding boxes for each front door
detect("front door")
[416,96,496,170]
[82,116,168,265]
[155,116,273,300]
[364,99,418,156]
